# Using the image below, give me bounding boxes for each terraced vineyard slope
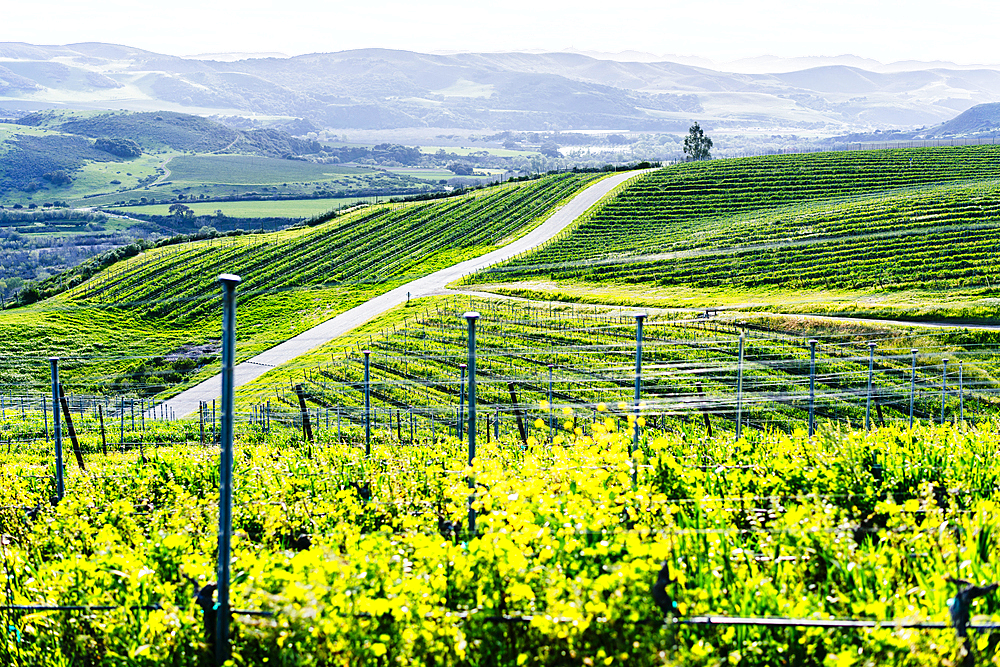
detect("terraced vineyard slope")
[469,146,1000,315]
[0,173,603,396]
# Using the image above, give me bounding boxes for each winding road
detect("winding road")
[155,170,651,418]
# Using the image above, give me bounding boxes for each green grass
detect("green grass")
[466,280,1000,323]
[382,167,458,180]
[470,146,1000,321]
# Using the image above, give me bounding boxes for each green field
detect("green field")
[383,167,462,180]
[111,196,374,219]
[164,154,370,185]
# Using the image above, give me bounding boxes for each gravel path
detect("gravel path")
[156,170,649,418]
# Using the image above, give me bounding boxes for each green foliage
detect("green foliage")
[682,121,712,161]
[3,415,1000,665]
[94,136,142,158]
[0,132,119,194]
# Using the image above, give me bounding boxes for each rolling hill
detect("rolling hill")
[0,172,602,395]
[0,110,440,205]
[468,145,1000,321]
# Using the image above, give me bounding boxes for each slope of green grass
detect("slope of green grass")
[469,146,1000,318]
[0,173,602,396]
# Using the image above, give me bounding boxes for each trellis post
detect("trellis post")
[464,312,480,536]
[214,273,241,666]
[808,340,817,437]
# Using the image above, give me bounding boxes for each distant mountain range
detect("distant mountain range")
[2,42,1000,135]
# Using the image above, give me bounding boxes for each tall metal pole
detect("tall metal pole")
[959,361,964,424]
[909,349,917,428]
[633,313,645,486]
[464,312,480,536]
[363,350,371,456]
[865,342,876,431]
[941,358,948,425]
[457,364,467,439]
[808,339,817,437]
[736,333,745,440]
[215,273,240,666]
[547,364,554,440]
[49,358,64,501]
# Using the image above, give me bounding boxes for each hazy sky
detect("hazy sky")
[5,0,999,65]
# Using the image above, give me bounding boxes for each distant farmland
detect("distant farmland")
[112,197,373,219]
[164,155,372,185]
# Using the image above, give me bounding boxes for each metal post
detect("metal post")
[941,358,948,425]
[49,358,64,501]
[736,333,745,440]
[959,361,964,424]
[633,313,645,485]
[909,349,917,428]
[547,364,554,440]
[808,339,817,437]
[464,312,479,536]
[865,342,876,431]
[363,350,371,456]
[215,273,240,666]
[458,364,467,440]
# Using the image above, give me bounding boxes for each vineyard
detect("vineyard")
[6,145,1000,666]
[4,369,1000,665]
[469,146,1000,295]
[231,296,1000,440]
[0,173,602,397]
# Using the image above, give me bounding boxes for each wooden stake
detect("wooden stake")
[294,384,314,443]
[507,382,528,447]
[98,404,107,457]
[696,382,713,438]
[58,385,86,471]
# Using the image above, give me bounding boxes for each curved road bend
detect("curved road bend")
[155,169,652,418]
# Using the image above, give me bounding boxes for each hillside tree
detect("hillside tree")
[683,122,713,161]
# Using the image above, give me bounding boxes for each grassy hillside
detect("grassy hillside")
[0,111,444,206]
[0,173,602,396]
[468,146,1000,320]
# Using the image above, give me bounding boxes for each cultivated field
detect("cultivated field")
[3,149,1000,666]
[0,173,603,397]
[469,146,1000,321]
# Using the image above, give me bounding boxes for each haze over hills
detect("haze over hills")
[2,42,999,137]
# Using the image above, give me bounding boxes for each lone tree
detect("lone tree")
[683,122,713,161]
